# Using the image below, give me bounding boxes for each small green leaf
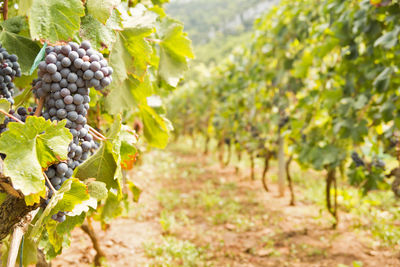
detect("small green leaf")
[374,27,400,49]
[56,213,86,235]
[101,191,123,223]
[128,181,141,203]
[0,99,10,124]
[140,104,169,148]
[30,43,47,75]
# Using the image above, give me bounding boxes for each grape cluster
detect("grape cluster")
[0,45,21,104]
[351,152,365,167]
[34,41,112,222]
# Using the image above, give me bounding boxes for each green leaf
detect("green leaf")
[158,18,194,87]
[373,67,392,92]
[1,16,27,34]
[29,43,47,75]
[17,237,38,267]
[374,27,400,49]
[0,117,72,198]
[109,30,153,84]
[101,191,123,223]
[80,15,115,50]
[74,116,122,191]
[18,0,33,16]
[30,179,89,240]
[140,104,169,148]
[128,181,141,203]
[105,75,153,114]
[46,220,63,252]
[120,125,138,169]
[87,0,120,24]
[88,181,108,200]
[13,87,34,109]
[121,28,154,81]
[0,31,40,74]
[29,0,85,43]
[0,99,10,124]
[56,213,86,235]
[108,33,135,83]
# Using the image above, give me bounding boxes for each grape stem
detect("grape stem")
[88,125,106,141]
[34,97,45,117]
[43,172,57,194]
[0,109,24,124]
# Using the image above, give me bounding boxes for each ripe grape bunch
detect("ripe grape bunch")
[351,151,365,167]
[34,41,113,222]
[0,44,21,104]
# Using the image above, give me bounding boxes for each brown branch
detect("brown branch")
[2,0,8,20]
[81,218,106,266]
[0,178,22,198]
[285,155,295,206]
[262,150,271,192]
[34,97,45,117]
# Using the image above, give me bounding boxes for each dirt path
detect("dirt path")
[53,145,400,267]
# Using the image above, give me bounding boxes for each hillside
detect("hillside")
[166,0,278,63]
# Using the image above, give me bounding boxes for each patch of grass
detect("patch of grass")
[157,189,183,211]
[144,236,208,267]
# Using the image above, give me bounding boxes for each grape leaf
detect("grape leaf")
[46,220,63,253]
[128,181,141,203]
[87,0,120,24]
[56,213,85,235]
[88,181,108,200]
[17,236,38,266]
[140,104,169,148]
[0,117,72,198]
[0,31,40,74]
[120,125,138,169]
[18,0,33,16]
[29,0,85,43]
[74,115,122,192]
[0,99,10,123]
[80,15,115,50]
[105,75,153,114]
[30,178,89,241]
[29,43,47,75]
[158,17,194,87]
[108,33,135,83]
[101,191,123,223]
[120,28,154,81]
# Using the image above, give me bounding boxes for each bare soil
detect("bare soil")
[52,146,400,267]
